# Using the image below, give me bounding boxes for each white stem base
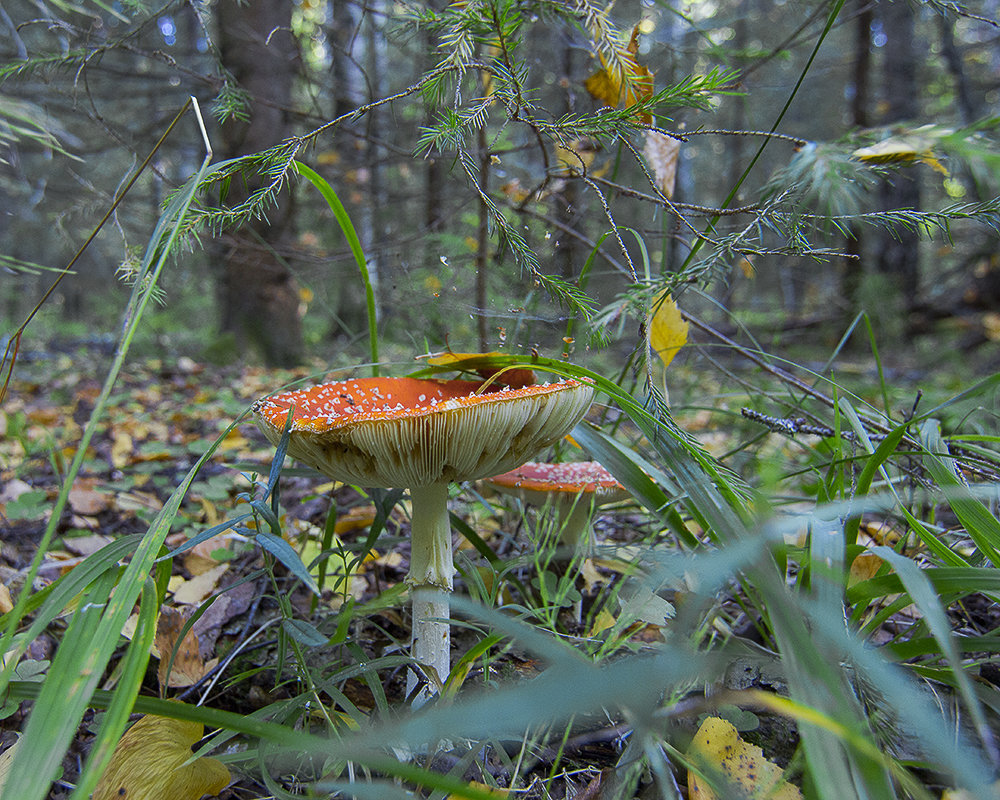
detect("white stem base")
[405,484,454,706]
[407,588,450,706]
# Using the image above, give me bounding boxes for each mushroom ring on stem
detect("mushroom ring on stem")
[252,376,594,702]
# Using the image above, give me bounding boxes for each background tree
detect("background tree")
[0,0,997,370]
[215,0,303,365]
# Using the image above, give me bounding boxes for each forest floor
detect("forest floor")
[1,349,666,797]
[2,336,999,799]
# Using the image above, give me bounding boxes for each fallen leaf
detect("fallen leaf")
[183,533,238,576]
[93,713,230,800]
[68,480,112,515]
[588,607,617,637]
[171,563,229,606]
[63,533,114,557]
[0,479,34,503]
[0,583,12,614]
[0,738,19,796]
[155,606,218,689]
[334,505,378,534]
[116,490,164,514]
[111,430,133,469]
[688,716,802,800]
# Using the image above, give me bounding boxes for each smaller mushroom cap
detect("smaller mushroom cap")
[485,461,629,506]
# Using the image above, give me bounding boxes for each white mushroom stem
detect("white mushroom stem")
[405,483,454,704]
[555,496,597,555]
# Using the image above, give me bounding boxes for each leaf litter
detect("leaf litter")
[0,351,950,799]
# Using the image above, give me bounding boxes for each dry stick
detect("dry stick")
[688,312,1000,481]
[0,98,194,405]
[681,311,903,439]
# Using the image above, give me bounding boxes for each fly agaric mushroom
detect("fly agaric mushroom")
[252,376,593,702]
[484,461,629,553]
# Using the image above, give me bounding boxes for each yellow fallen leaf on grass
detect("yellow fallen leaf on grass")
[649,289,689,369]
[688,716,801,800]
[93,714,230,800]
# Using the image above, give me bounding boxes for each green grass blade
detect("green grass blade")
[919,419,1000,565]
[68,574,162,800]
[5,568,119,798]
[293,160,379,375]
[3,139,213,799]
[872,546,998,761]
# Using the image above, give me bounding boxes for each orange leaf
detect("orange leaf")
[93,713,230,800]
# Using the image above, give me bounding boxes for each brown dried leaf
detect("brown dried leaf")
[68,480,112,515]
[155,607,218,689]
[643,131,681,199]
[183,534,236,577]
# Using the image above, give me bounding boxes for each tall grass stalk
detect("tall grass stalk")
[293,160,380,376]
[0,99,214,800]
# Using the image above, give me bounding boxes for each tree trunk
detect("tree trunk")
[328,0,381,336]
[840,0,872,327]
[216,0,303,366]
[875,0,921,318]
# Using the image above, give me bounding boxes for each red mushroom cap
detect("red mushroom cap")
[485,461,628,503]
[251,377,594,488]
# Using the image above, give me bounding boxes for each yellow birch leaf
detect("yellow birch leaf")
[852,137,949,176]
[649,290,688,369]
[584,24,654,122]
[688,716,802,800]
[848,550,884,586]
[423,351,536,387]
[588,607,617,637]
[93,714,230,800]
